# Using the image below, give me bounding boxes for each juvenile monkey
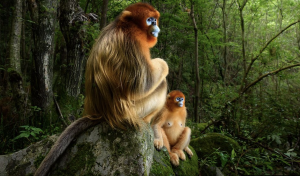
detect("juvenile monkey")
[152,90,193,166]
[35,3,168,176]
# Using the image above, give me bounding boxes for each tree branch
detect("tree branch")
[231,63,300,104]
[53,96,68,127]
[244,19,300,80]
[237,135,290,159]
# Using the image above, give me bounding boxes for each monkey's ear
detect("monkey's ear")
[120,10,132,22]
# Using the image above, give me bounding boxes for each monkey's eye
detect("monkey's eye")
[176,97,180,101]
[146,17,155,26]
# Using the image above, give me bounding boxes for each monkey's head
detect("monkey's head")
[119,3,160,48]
[166,90,185,109]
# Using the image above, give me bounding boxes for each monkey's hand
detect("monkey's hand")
[172,148,186,161]
[154,138,164,150]
[169,152,180,166]
[184,146,193,158]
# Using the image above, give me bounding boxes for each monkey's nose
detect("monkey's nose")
[152,21,156,25]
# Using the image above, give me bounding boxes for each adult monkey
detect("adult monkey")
[34,3,168,176]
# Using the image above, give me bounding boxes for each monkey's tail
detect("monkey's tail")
[34,117,101,176]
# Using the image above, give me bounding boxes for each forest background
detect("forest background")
[1,0,300,175]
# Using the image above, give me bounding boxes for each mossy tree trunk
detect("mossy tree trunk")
[59,0,97,98]
[9,0,22,74]
[27,0,57,111]
[8,0,27,119]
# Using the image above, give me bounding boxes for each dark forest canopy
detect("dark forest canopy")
[1,0,300,175]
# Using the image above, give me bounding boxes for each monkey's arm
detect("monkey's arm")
[136,58,168,99]
[153,124,164,149]
[34,117,101,176]
[152,113,166,150]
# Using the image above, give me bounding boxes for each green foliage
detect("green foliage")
[12,126,43,143]
[31,106,41,112]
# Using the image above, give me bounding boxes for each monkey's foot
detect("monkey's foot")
[172,148,186,161]
[169,152,180,166]
[184,147,193,158]
[154,138,163,150]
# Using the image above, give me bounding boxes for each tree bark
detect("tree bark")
[8,0,27,119]
[221,0,227,84]
[236,0,248,92]
[28,0,57,111]
[59,0,97,98]
[100,0,109,30]
[190,4,200,123]
[9,0,22,74]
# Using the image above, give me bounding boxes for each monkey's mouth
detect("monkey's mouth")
[151,25,160,37]
[178,102,183,107]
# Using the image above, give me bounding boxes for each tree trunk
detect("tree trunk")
[100,0,109,30]
[190,4,200,123]
[221,0,227,84]
[59,0,97,98]
[9,0,22,74]
[28,0,57,111]
[8,0,27,119]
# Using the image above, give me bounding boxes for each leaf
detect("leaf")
[31,127,43,133]
[30,132,36,137]
[219,152,228,167]
[290,152,297,157]
[231,149,236,160]
[266,164,273,170]
[26,19,35,24]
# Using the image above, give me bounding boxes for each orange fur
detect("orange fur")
[152,90,193,166]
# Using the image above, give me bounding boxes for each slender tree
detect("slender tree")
[27,0,57,111]
[190,3,200,123]
[100,0,109,30]
[8,0,27,118]
[9,0,22,74]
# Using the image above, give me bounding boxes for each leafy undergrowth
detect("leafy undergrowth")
[197,131,300,175]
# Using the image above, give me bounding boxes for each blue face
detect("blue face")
[146,17,160,37]
[175,97,184,107]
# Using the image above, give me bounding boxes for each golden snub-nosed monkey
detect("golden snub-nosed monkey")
[34,3,168,176]
[152,90,193,166]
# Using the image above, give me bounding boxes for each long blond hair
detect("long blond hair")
[84,8,156,129]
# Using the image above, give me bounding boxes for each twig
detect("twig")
[231,63,300,104]
[200,119,222,134]
[244,19,300,80]
[237,135,290,159]
[53,96,68,127]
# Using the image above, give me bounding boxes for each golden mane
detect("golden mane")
[84,18,154,129]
